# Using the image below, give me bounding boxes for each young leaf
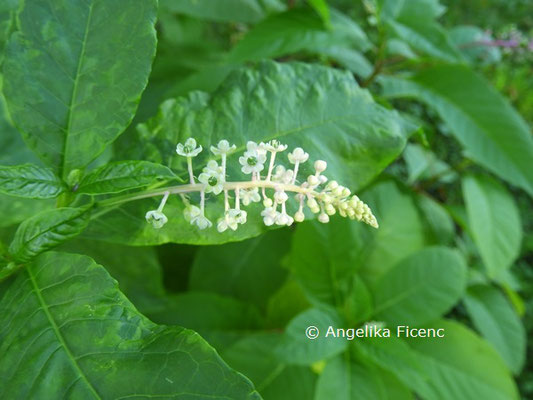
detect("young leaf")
[86,62,413,246]
[381,65,533,196]
[380,0,462,62]
[462,174,522,278]
[0,164,65,199]
[464,285,526,374]
[406,320,519,400]
[160,0,285,23]
[229,9,369,62]
[78,161,180,195]
[3,0,158,178]
[9,207,91,263]
[0,252,260,399]
[308,0,330,27]
[372,246,467,326]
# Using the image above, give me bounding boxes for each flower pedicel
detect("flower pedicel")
[144,139,379,232]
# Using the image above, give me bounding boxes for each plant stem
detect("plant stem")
[97,181,319,209]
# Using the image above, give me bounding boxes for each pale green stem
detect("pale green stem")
[97,181,317,209]
[157,191,170,212]
[291,162,300,185]
[187,157,195,184]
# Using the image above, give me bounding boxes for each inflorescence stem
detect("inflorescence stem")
[98,181,319,209]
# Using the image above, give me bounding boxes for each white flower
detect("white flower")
[183,205,212,229]
[246,141,267,156]
[239,142,267,174]
[176,138,202,157]
[261,207,279,226]
[240,188,261,206]
[294,211,305,222]
[273,190,288,203]
[262,140,288,152]
[145,210,168,229]
[210,140,236,155]
[193,215,212,230]
[276,212,294,226]
[198,160,225,194]
[314,160,327,173]
[183,205,202,222]
[272,166,294,184]
[217,209,247,232]
[288,147,309,164]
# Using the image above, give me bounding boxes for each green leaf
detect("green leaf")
[316,355,413,400]
[160,0,285,23]
[381,65,533,195]
[87,61,412,245]
[381,0,462,62]
[464,285,526,374]
[308,0,330,26]
[229,9,369,62]
[78,161,179,195]
[0,164,65,199]
[406,320,519,400]
[0,252,261,399]
[275,307,346,365]
[190,229,290,310]
[3,0,158,178]
[8,207,91,263]
[372,246,467,326]
[462,175,522,278]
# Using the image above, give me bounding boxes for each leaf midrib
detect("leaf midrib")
[26,266,102,399]
[60,1,95,179]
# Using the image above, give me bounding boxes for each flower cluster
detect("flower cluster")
[145,138,378,232]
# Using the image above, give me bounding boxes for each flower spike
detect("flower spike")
[145,139,379,232]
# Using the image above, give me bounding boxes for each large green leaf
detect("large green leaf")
[190,229,290,310]
[406,320,519,400]
[229,9,369,62]
[0,164,65,199]
[78,161,179,195]
[8,207,90,263]
[160,0,285,23]
[462,174,522,278]
[372,247,467,326]
[381,65,533,195]
[3,0,158,178]
[86,61,412,245]
[464,285,526,374]
[0,252,260,399]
